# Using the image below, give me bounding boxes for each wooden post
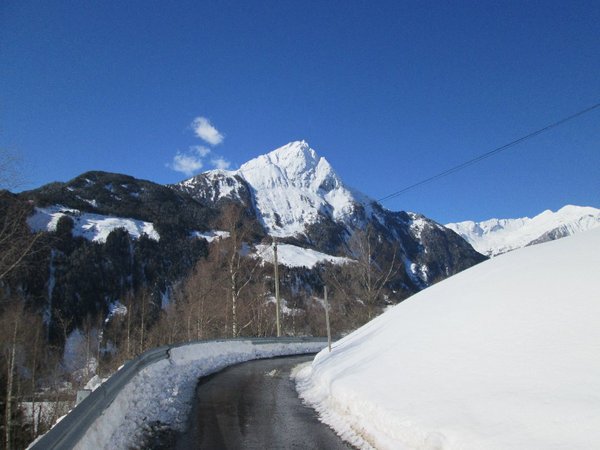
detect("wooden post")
[324,285,331,352]
[273,241,281,337]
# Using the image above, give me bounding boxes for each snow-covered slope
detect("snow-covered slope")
[446,205,600,256]
[296,228,600,450]
[27,205,160,242]
[255,243,352,269]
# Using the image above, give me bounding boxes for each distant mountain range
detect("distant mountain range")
[446,205,600,257]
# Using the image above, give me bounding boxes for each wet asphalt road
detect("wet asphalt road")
[175,354,352,450]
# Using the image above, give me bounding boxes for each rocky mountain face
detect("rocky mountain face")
[16,172,217,340]
[446,205,600,257]
[21,170,217,231]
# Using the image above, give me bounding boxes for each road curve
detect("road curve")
[175,354,352,449]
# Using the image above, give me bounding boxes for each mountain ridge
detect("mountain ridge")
[446,204,600,256]
[171,140,486,289]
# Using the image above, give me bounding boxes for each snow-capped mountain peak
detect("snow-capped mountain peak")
[236,141,358,236]
[178,141,364,237]
[170,140,485,291]
[238,140,340,193]
[446,204,600,256]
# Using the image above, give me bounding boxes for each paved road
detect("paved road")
[175,354,352,450]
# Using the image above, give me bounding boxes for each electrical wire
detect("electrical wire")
[377,101,600,203]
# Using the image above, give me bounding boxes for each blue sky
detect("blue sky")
[1,1,598,223]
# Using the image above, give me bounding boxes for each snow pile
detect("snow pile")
[295,228,600,450]
[446,204,600,256]
[27,205,160,243]
[255,243,352,268]
[84,375,108,392]
[191,229,230,242]
[75,340,325,449]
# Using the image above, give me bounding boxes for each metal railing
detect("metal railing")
[30,337,326,449]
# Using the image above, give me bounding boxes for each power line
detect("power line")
[378,101,600,203]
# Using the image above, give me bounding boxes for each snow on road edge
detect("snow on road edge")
[75,340,325,449]
[293,362,376,449]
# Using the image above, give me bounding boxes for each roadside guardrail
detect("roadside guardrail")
[30,337,326,449]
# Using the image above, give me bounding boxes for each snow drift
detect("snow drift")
[296,228,600,449]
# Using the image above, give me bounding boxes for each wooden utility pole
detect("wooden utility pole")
[273,241,281,337]
[324,285,331,352]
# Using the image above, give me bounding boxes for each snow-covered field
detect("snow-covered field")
[74,340,325,449]
[295,228,600,449]
[27,205,159,242]
[255,243,352,268]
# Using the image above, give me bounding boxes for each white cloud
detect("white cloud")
[191,117,224,145]
[168,117,230,176]
[191,145,211,157]
[169,151,203,177]
[211,157,231,170]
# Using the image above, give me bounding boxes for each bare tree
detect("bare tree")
[234,272,271,337]
[0,192,43,284]
[71,313,102,387]
[124,291,134,359]
[146,303,181,347]
[0,152,44,423]
[1,300,23,450]
[218,204,263,337]
[347,225,399,319]
[0,150,43,285]
[138,289,149,354]
[177,258,226,341]
[0,300,47,449]
[322,225,400,333]
[26,313,44,443]
[121,287,155,356]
